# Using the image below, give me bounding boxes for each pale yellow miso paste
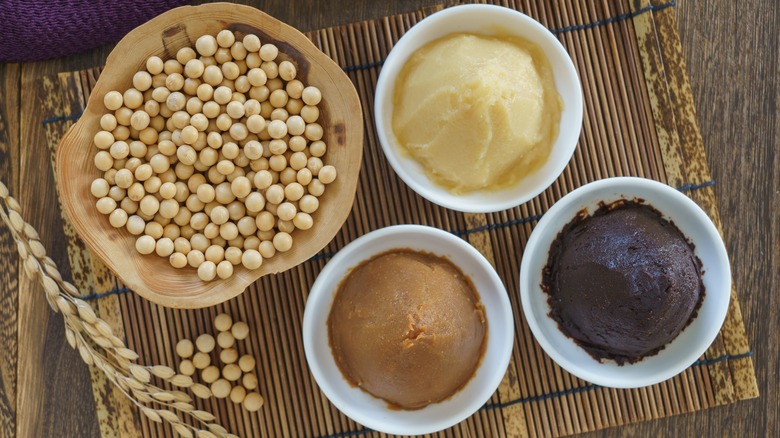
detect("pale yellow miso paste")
[392,33,563,193]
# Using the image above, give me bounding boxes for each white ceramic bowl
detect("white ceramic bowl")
[374,4,583,213]
[520,177,731,388]
[303,225,514,435]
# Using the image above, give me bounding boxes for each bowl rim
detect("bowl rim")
[54,2,363,308]
[302,224,515,435]
[374,3,583,213]
[519,177,731,388]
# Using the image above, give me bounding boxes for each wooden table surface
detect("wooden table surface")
[0,1,776,437]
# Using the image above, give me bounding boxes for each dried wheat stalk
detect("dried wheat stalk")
[0,180,237,438]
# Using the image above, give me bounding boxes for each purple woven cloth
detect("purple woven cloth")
[0,0,191,62]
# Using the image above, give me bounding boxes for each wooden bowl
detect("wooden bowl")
[55,3,363,309]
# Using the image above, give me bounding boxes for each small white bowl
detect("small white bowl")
[520,177,731,388]
[303,225,514,435]
[374,4,583,213]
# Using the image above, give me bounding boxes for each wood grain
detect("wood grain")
[0,47,115,438]
[0,0,776,437]
[0,62,21,438]
[14,62,100,438]
[46,69,144,438]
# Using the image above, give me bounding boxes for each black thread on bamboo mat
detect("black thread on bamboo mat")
[80,286,131,301]
[484,384,599,410]
[308,251,336,263]
[35,1,664,129]
[343,60,384,72]
[313,350,754,438]
[337,1,675,72]
[319,429,374,438]
[693,351,753,366]
[481,351,756,412]
[677,180,715,192]
[33,0,682,125]
[452,213,544,237]
[45,1,676,126]
[549,0,675,35]
[41,112,82,126]
[80,180,715,302]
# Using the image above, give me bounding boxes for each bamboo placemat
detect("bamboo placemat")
[41,0,758,436]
